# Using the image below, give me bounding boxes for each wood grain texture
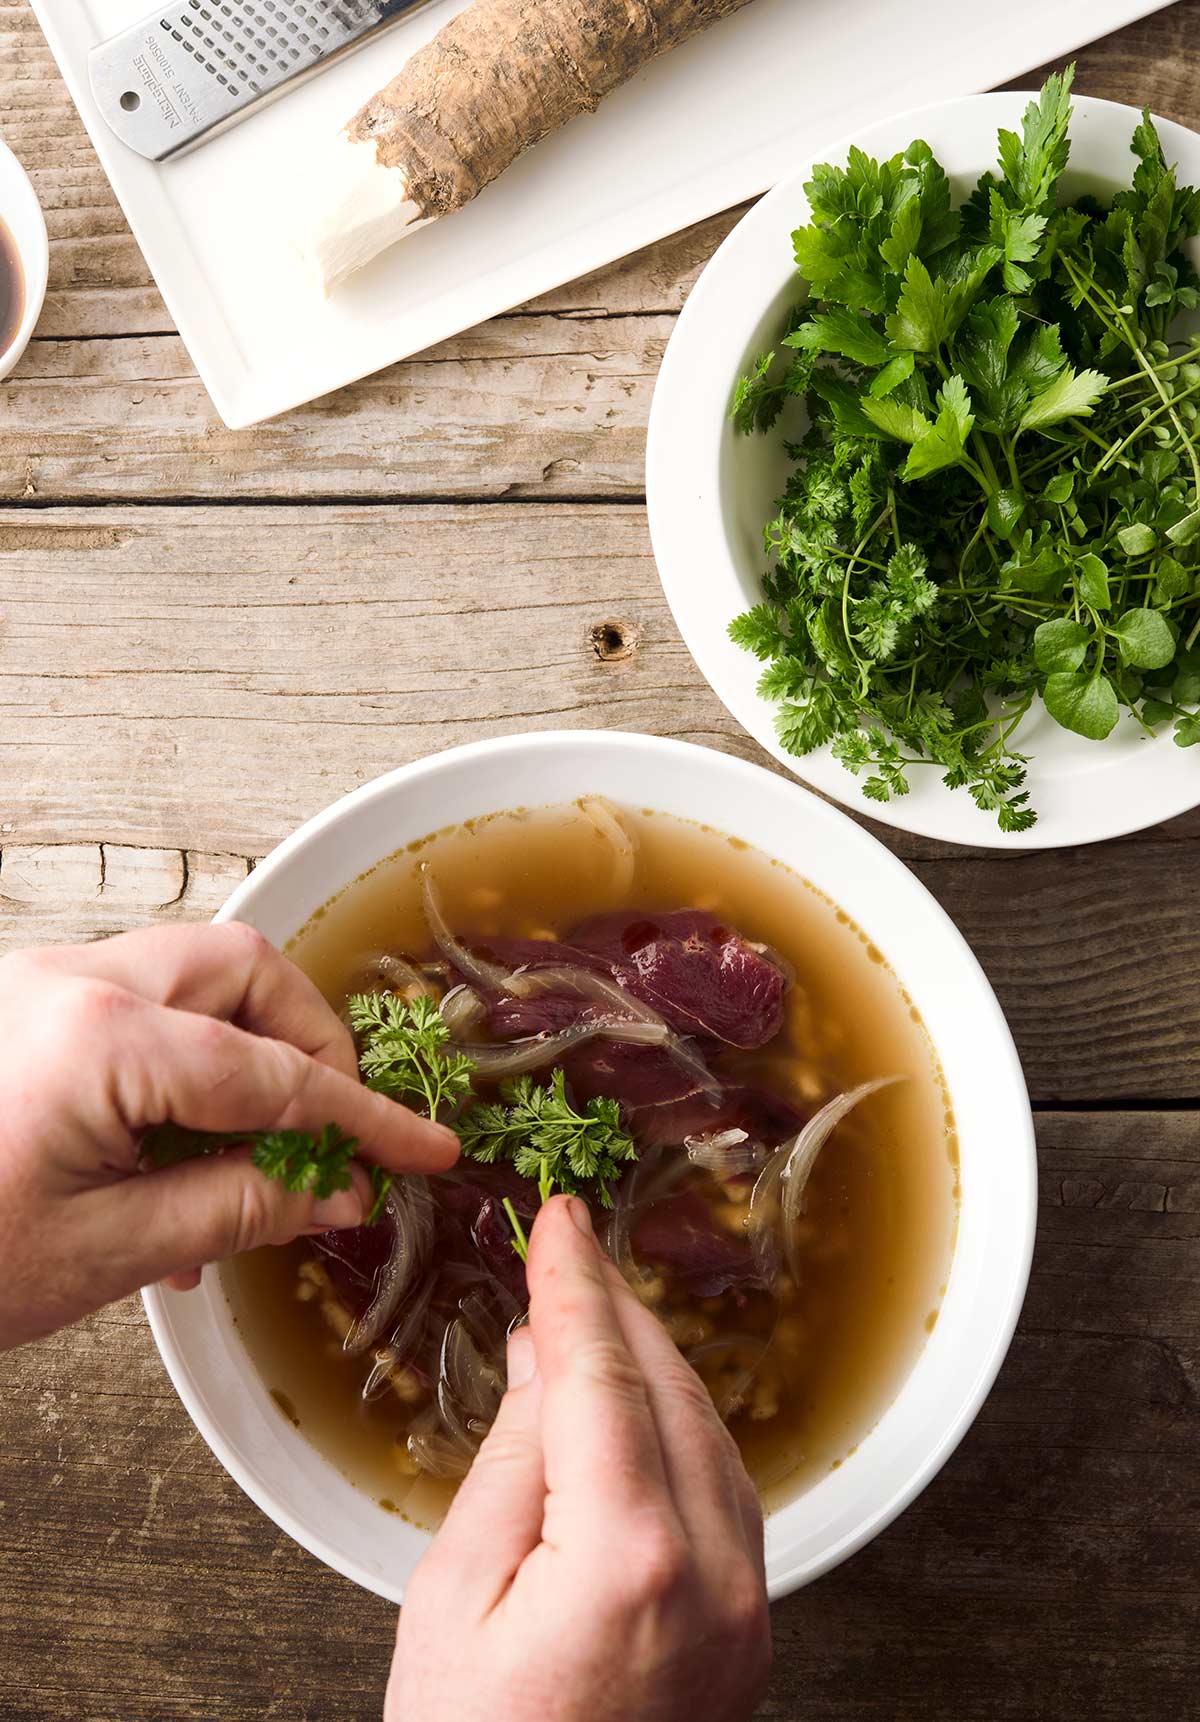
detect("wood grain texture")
[0,1113,1193,1722]
[0,320,662,501]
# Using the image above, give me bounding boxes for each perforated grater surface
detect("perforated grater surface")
[89,0,432,160]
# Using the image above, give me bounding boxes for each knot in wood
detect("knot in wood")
[590,618,640,662]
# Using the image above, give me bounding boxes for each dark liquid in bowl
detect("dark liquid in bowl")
[222,804,958,1528]
[0,218,24,356]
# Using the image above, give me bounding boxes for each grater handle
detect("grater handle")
[87,1,429,163]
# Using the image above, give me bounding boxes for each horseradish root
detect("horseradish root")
[303,0,754,291]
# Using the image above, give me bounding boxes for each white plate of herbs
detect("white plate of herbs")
[647,75,1200,849]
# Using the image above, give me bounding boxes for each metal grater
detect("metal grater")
[88,0,432,161]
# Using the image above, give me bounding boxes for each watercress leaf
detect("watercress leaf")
[1033,617,1091,672]
[1174,711,1200,747]
[1043,670,1120,739]
[1140,699,1175,726]
[903,375,975,480]
[1002,539,1067,592]
[987,489,1026,540]
[1141,447,1180,485]
[1111,606,1176,669]
[860,394,931,444]
[1043,472,1075,504]
[1173,658,1200,704]
[1018,365,1108,432]
[869,352,916,397]
[1166,508,1200,547]
[1153,556,1191,602]
[787,308,892,369]
[1117,521,1158,557]
[1077,553,1111,610]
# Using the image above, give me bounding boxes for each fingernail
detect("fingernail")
[506,1327,536,1390]
[568,1196,592,1238]
[310,1188,364,1231]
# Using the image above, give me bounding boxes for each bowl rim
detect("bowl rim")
[646,90,1200,851]
[0,135,48,381]
[143,728,1037,1601]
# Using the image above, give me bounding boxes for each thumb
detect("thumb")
[91,1147,369,1297]
[413,1327,546,1619]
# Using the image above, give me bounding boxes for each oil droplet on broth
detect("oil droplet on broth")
[222,802,959,1528]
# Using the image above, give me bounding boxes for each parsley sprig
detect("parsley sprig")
[733,68,1200,831]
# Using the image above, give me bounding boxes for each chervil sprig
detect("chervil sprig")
[457,1069,638,1208]
[346,991,476,1123]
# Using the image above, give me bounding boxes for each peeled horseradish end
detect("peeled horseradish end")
[298,0,755,293]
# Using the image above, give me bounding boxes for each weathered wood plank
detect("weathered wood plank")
[1,319,662,501]
[0,845,250,943]
[0,1112,1193,1721]
[3,505,1200,1103]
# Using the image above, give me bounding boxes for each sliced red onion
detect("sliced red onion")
[456,1015,667,1079]
[580,795,636,897]
[360,1273,437,1401]
[406,1403,473,1479]
[458,1285,522,1357]
[685,1128,765,1176]
[420,863,511,991]
[376,952,436,998]
[750,1077,901,1287]
[440,983,487,1040]
[436,1373,482,1454]
[504,963,723,1101]
[441,1316,504,1425]
[343,1178,434,1357]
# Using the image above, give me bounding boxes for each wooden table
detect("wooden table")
[2,5,1198,1717]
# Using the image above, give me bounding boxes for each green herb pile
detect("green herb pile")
[731,68,1200,830]
[144,992,637,1257]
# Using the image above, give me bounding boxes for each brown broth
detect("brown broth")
[0,218,23,357]
[222,802,957,1526]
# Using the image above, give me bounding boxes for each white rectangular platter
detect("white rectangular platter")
[30,0,1174,427]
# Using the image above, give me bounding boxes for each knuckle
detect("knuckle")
[672,1360,724,1419]
[63,978,136,1035]
[721,1561,769,1642]
[628,1527,690,1607]
[474,1424,542,1477]
[270,1042,321,1123]
[569,1335,646,1401]
[712,1561,771,1678]
[228,1173,280,1255]
[223,920,274,967]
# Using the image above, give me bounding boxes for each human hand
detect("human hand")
[387,1196,771,1722]
[0,924,458,1350]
